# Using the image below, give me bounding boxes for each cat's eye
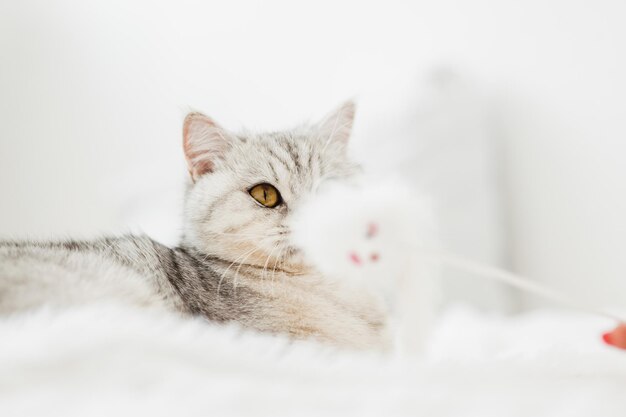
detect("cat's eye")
[248,183,282,208]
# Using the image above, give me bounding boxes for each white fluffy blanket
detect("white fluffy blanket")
[2,305,625,417]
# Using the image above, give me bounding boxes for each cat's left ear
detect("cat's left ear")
[315,101,356,149]
[183,112,232,181]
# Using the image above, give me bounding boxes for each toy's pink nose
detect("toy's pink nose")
[348,252,362,266]
[370,252,380,262]
[366,222,379,239]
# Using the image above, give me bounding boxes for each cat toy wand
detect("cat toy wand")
[428,251,626,350]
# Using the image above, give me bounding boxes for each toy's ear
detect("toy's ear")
[315,101,356,150]
[183,112,232,181]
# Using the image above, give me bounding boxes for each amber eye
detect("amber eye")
[248,183,282,208]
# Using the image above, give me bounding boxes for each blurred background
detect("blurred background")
[1,0,625,313]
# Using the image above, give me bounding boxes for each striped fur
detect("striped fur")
[0,102,390,350]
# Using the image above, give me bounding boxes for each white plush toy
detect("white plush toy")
[290,177,439,355]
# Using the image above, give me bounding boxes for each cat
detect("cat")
[0,102,401,350]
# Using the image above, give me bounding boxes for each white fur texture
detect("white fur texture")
[290,179,434,289]
[1,305,625,417]
[290,178,439,354]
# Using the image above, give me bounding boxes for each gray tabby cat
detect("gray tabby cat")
[0,102,388,350]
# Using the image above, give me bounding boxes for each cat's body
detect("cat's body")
[0,102,393,350]
[0,236,386,349]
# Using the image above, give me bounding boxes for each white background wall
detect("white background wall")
[1,0,625,311]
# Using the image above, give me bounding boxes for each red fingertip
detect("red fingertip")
[602,332,614,345]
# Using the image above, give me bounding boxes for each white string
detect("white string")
[419,248,625,323]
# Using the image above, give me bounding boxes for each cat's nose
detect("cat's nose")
[366,222,378,239]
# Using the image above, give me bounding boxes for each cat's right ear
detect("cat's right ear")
[315,101,356,151]
[183,112,232,181]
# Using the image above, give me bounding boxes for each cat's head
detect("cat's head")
[181,102,359,270]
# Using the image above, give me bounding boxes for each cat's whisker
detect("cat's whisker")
[267,245,286,295]
[261,243,280,288]
[270,246,286,295]
[216,246,259,297]
[232,246,262,292]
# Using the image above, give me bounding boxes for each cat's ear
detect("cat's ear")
[316,101,356,149]
[183,112,232,181]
